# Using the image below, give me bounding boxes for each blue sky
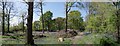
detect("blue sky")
[33,2,66,21]
[10,2,88,26]
[33,2,88,21]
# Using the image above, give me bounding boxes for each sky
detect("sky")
[9,2,88,26]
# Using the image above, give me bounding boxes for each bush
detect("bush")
[100,36,118,46]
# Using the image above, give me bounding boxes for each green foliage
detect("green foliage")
[85,2,116,33]
[33,21,40,31]
[100,36,118,46]
[53,17,65,31]
[68,10,83,30]
[39,11,53,31]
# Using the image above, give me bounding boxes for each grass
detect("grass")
[2,32,118,45]
[2,35,25,44]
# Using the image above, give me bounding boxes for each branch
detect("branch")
[66,2,75,13]
[23,0,28,4]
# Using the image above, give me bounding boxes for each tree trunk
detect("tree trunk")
[2,2,5,35]
[7,14,10,32]
[65,3,68,32]
[22,15,24,33]
[7,7,11,33]
[40,2,44,33]
[26,2,34,45]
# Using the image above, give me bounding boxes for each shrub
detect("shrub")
[100,36,118,46]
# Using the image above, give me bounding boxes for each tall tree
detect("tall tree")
[24,0,34,44]
[35,0,44,33]
[65,2,75,32]
[40,2,44,33]
[6,2,14,32]
[1,1,6,35]
[65,2,84,32]
[27,2,34,45]
[40,11,53,31]
[113,2,120,43]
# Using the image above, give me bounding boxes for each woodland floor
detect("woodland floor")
[0,31,116,44]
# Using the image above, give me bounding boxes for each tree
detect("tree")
[65,2,84,32]
[68,10,83,30]
[24,0,34,45]
[86,2,116,33]
[1,1,7,35]
[35,0,44,33]
[55,17,65,31]
[20,12,27,32]
[5,2,14,32]
[65,2,75,32]
[33,21,40,31]
[113,2,120,43]
[40,11,53,31]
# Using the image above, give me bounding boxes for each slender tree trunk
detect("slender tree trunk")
[40,2,44,33]
[26,2,34,45]
[2,2,5,35]
[8,14,10,32]
[7,7,11,33]
[65,3,68,32]
[22,15,24,33]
